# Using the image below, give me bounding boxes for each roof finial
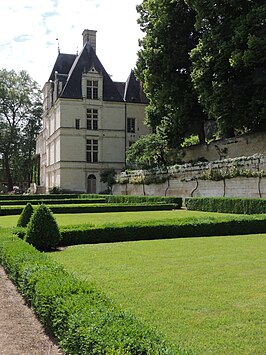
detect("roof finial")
[76,46,78,56]
[56,38,60,54]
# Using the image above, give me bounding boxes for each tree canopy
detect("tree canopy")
[0,69,42,191]
[189,0,266,136]
[136,0,207,147]
[126,134,169,169]
[135,0,266,155]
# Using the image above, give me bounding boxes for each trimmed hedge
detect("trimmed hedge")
[0,203,178,216]
[0,229,184,354]
[0,194,78,200]
[185,197,266,214]
[0,198,106,206]
[17,203,34,227]
[59,215,266,246]
[80,194,183,207]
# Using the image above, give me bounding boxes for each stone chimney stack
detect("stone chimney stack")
[82,29,97,52]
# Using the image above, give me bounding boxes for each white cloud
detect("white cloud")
[0,0,143,87]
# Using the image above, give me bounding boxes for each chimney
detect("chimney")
[82,29,97,52]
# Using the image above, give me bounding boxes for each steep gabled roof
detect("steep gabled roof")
[124,70,148,104]
[48,53,77,82]
[59,42,124,102]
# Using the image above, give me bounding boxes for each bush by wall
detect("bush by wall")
[80,194,183,207]
[185,197,266,214]
[0,230,183,354]
[60,215,266,246]
[17,203,34,227]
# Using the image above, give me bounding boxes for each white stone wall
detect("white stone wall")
[113,177,266,199]
[113,155,266,199]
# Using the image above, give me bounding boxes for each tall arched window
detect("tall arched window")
[87,174,96,193]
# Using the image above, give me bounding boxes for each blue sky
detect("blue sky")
[0,0,143,87]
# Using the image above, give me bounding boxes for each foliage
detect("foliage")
[126,133,169,169]
[189,0,266,136]
[25,204,61,251]
[80,194,182,205]
[0,194,79,200]
[99,168,116,193]
[0,230,183,354]
[17,202,34,227]
[136,0,207,148]
[0,69,42,191]
[185,197,266,214]
[181,134,200,148]
[60,214,266,246]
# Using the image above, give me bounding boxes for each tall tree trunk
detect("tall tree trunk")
[4,152,13,191]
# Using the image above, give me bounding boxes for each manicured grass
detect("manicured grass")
[50,234,266,354]
[0,209,237,228]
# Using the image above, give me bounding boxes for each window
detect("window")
[87,80,98,99]
[86,139,98,163]
[75,119,80,129]
[87,108,98,130]
[127,118,135,133]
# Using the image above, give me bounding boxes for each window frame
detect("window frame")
[127,117,136,133]
[86,108,98,130]
[86,138,98,163]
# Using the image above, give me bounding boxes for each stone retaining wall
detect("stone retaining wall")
[113,154,266,199]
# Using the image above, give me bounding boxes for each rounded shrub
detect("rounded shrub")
[25,204,61,251]
[17,202,34,227]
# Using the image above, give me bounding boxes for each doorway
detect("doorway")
[87,174,96,193]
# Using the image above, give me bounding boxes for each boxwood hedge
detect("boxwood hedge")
[59,215,266,246]
[0,229,185,354]
[0,203,178,216]
[185,197,266,214]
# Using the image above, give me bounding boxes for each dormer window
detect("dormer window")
[87,80,98,99]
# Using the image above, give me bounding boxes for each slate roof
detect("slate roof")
[124,70,148,104]
[48,53,77,82]
[47,42,147,103]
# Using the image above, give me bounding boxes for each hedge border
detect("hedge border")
[58,215,266,246]
[185,197,266,214]
[0,203,178,216]
[0,229,183,354]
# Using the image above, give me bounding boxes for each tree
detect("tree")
[126,134,169,169]
[0,69,42,191]
[136,0,207,147]
[189,0,266,136]
[100,168,116,194]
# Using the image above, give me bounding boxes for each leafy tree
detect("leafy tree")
[100,168,116,194]
[17,202,34,227]
[136,0,207,147]
[126,134,169,169]
[0,69,42,191]
[25,204,61,251]
[189,0,266,136]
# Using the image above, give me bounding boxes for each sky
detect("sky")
[0,0,143,88]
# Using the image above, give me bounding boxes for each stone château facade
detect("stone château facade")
[36,29,150,193]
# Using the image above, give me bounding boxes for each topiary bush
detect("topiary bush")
[17,203,34,227]
[25,204,61,251]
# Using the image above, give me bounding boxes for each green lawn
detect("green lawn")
[0,209,238,228]
[50,234,266,354]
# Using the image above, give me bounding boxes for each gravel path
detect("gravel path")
[0,266,63,355]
